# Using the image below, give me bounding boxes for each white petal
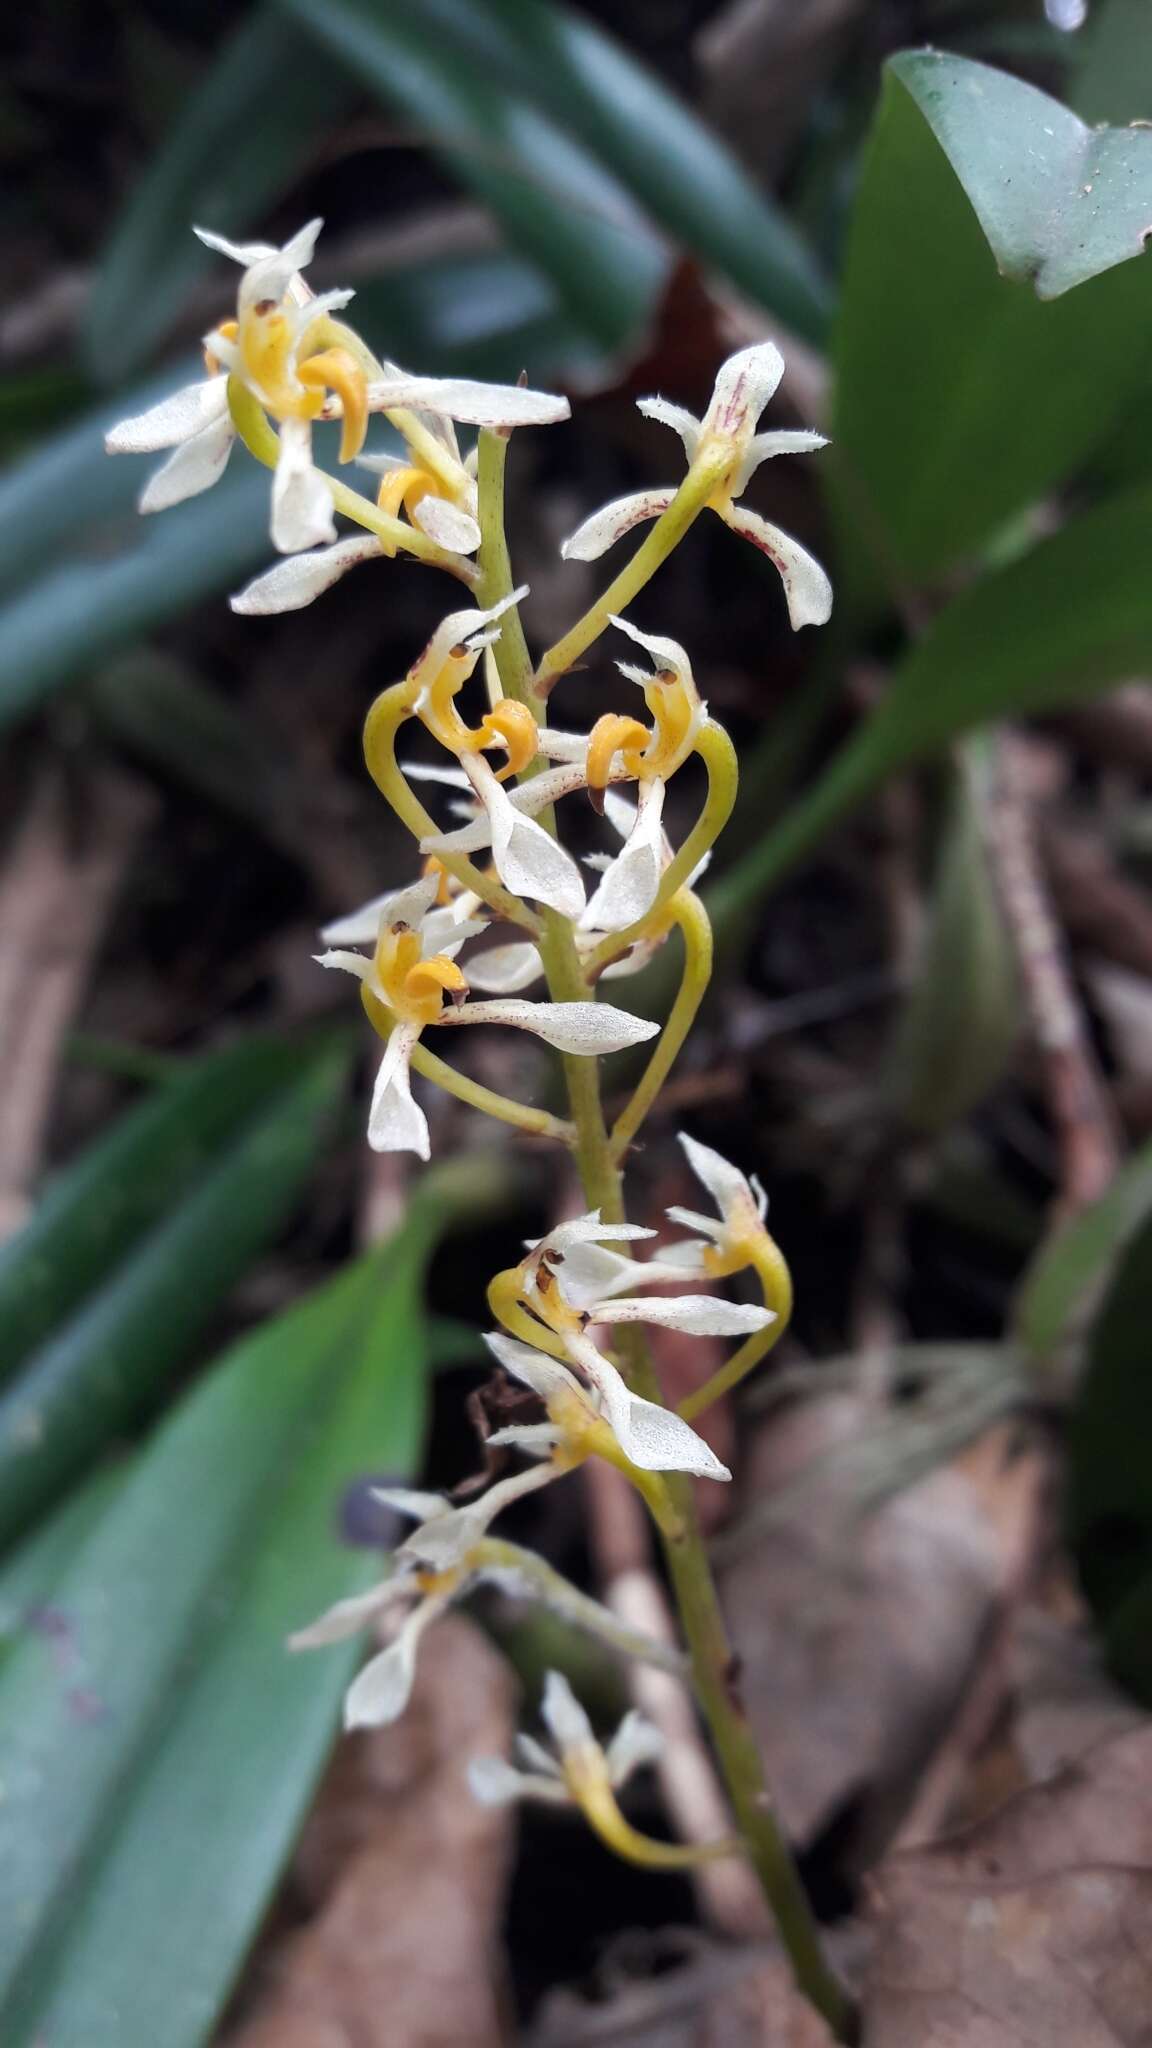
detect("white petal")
[288,1584,390,1649]
[636,395,702,462]
[703,342,785,444]
[536,728,591,765]
[237,218,324,311]
[606,1710,663,1786]
[465,757,585,918]
[516,1733,563,1776]
[409,587,529,694]
[366,374,570,426]
[368,1024,429,1159]
[231,534,382,614]
[593,1295,774,1336]
[723,506,832,630]
[561,490,675,563]
[448,999,658,1057]
[464,942,545,994]
[580,778,665,933]
[484,1422,561,1453]
[566,1337,731,1480]
[603,787,638,842]
[271,417,336,553]
[482,1330,586,1407]
[344,1598,442,1731]
[386,871,443,930]
[319,890,401,946]
[530,1212,657,1253]
[678,1132,763,1223]
[138,410,235,512]
[405,761,474,790]
[411,494,482,554]
[541,1669,595,1752]
[420,816,493,859]
[551,1243,664,1311]
[105,375,230,454]
[400,1502,488,1570]
[372,1486,450,1522]
[193,224,276,266]
[609,613,693,682]
[467,1756,530,1806]
[314,947,373,981]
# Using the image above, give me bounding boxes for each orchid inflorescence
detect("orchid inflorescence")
[108,224,831,1894]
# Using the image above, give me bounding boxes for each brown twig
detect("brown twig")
[983,734,1119,1223]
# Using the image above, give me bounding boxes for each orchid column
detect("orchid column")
[106,223,851,2043]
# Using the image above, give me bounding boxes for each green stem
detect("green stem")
[678,1235,793,1422]
[535,450,731,693]
[474,437,854,2043]
[610,891,712,1163]
[411,1040,573,1145]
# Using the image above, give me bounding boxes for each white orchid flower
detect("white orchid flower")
[469,1668,661,1811]
[561,344,832,631]
[231,369,570,611]
[107,220,355,552]
[318,870,658,1158]
[484,1329,731,1481]
[664,1131,771,1276]
[520,1210,718,1313]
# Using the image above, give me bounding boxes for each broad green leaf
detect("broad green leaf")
[0,464,271,730]
[1015,1135,1152,1369]
[284,0,666,350]
[0,1033,321,1381]
[0,1472,123,1651]
[1072,0,1152,129]
[84,5,356,378]
[0,1190,453,2045]
[708,478,1152,946]
[344,0,831,342]
[832,50,1152,588]
[0,1044,349,1548]
[1067,1200,1152,1694]
[884,738,1018,1134]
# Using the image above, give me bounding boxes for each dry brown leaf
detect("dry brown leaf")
[864,1724,1152,2047]
[721,1398,1043,1862]
[530,1941,837,2048]
[228,1615,517,2048]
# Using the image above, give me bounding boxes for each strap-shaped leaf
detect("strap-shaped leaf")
[0,1033,323,1380]
[0,1042,349,1548]
[315,0,831,341]
[1015,1136,1152,1370]
[284,0,666,349]
[84,5,356,378]
[0,1198,454,2044]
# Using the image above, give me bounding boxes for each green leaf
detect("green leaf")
[84,5,357,379]
[0,1043,349,1548]
[352,0,831,342]
[284,0,667,350]
[1015,1135,1152,1370]
[884,739,1018,1134]
[1067,1199,1152,1694]
[0,464,272,730]
[0,1032,323,1382]
[0,1472,124,1653]
[1072,0,1152,130]
[708,478,1152,946]
[0,1195,451,2045]
[831,50,1152,587]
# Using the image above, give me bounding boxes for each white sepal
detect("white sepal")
[366,374,570,427]
[463,755,585,918]
[636,394,701,460]
[343,1596,444,1730]
[287,1584,394,1649]
[722,505,832,630]
[542,1669,595,1752]
[567,1335,731,1480]
[231,534,382,614]
[271,416,336,553]
[606,1710,663,1786]
[368,1023,429,1160]
[560,489,676,562]
[463,941,545,994]
[592,1295,774,1336]
[137,409,236,512]
[446,999,658,1057]
[411,493,482,555]
[580,777,665,933]
[703,341,785,443]
[105,374,230,454]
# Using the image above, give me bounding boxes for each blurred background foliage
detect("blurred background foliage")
[5,0,1152,2039]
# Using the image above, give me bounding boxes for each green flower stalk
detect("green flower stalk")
[105,220,852,2042]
